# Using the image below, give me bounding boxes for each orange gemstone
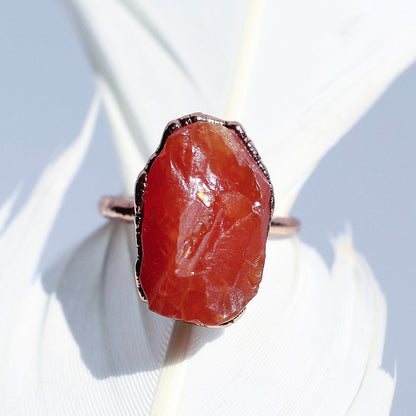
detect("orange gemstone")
[138,121,272,326]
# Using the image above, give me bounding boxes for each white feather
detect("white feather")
[0,187,20,236]
[0,95,99,414]
[0,221,395,414]
[67,0,416,213]
[0,94,99,285]
[1,0,410,414]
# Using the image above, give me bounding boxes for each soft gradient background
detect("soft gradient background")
[1,1,414,414]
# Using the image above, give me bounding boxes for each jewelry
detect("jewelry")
[100,113,300,327]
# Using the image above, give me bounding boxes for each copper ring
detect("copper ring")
[100,112,300,327]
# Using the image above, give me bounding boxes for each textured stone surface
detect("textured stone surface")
[139,122,272,326]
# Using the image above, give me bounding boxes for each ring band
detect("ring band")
[99,196,300,237]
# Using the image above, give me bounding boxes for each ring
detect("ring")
[100,113,300,327]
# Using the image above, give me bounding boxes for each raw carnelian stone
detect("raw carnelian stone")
[139,122,272,326]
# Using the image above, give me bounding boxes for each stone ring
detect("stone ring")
[100,113,300,327]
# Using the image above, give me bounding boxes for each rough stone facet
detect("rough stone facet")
[138,121,272,326]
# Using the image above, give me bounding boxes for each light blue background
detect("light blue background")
[1,1,414,414]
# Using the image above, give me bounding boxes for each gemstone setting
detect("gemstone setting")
[134,113,274,327]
